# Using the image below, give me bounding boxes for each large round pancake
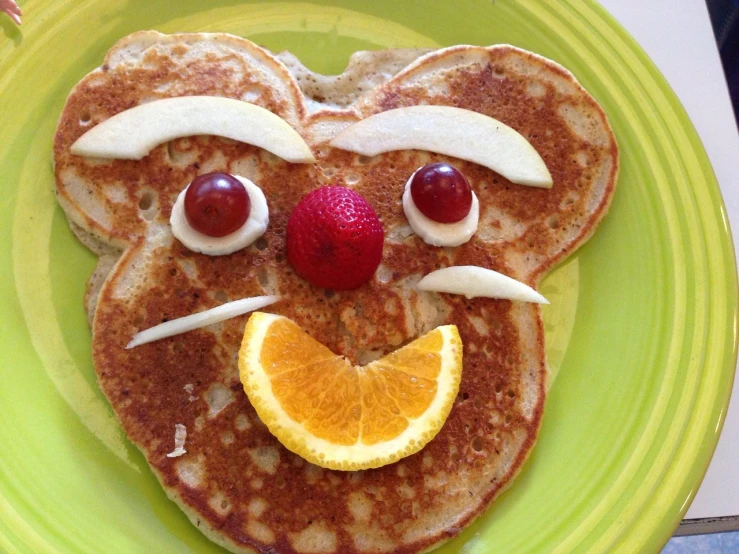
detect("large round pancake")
[53,32,617,553]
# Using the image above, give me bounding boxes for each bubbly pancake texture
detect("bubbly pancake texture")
[53,31,618,554]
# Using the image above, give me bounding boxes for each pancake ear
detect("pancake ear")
[353,45,618,282]
[53,31,308,249]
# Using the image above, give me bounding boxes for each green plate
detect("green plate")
[1,1,736,552]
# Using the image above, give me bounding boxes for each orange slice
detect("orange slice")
[238,312,463,470]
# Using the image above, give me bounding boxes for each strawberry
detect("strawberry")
[286,186,384,291]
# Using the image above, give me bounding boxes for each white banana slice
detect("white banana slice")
[170,175,268,256]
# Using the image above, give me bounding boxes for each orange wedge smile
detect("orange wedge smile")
[238,312,463,470]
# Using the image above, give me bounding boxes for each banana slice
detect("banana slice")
[402,170,479,247]
[170,175,269,256]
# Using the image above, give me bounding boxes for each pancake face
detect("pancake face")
[53,32,618,554]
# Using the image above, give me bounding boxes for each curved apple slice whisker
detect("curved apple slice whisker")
[417,266,548,304]
[126,295,281,349]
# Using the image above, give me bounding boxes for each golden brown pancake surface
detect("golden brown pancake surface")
[54,31,617,554]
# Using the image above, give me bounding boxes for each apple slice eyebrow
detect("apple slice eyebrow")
[417,266,549,303]
[71,96,316,163]
[329,105,552,188]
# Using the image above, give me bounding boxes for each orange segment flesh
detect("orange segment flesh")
[375,332,443,379]
[260,317,335,375]
[239,312,462,470]
[303,362,361,445]
[365,365,438,420]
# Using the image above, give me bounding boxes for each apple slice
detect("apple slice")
[417,266,548,304]
[330,106,552,188]
[71,96,316,163]
[126,295,280,349]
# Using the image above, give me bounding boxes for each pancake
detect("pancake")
[53,31,618,553]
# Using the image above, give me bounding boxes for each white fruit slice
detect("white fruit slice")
[402,170,479,247]
[127,295,280,349]
[418,266,549,304]
[170,175,269,256]
[330,106,552,188]
[71,96,316,163]
[166,424,187,458]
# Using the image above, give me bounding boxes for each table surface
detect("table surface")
[598,0,739,524]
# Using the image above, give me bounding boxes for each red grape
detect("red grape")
[184,172,250,237]
[410,163,472,223]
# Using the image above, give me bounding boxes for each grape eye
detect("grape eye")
[184,172,251,237]
[409,163,472,223]
[402,163,479,247]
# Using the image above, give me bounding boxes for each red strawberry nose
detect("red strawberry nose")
[286,186,384,291]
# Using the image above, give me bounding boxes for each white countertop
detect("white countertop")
[599,0,739,522]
